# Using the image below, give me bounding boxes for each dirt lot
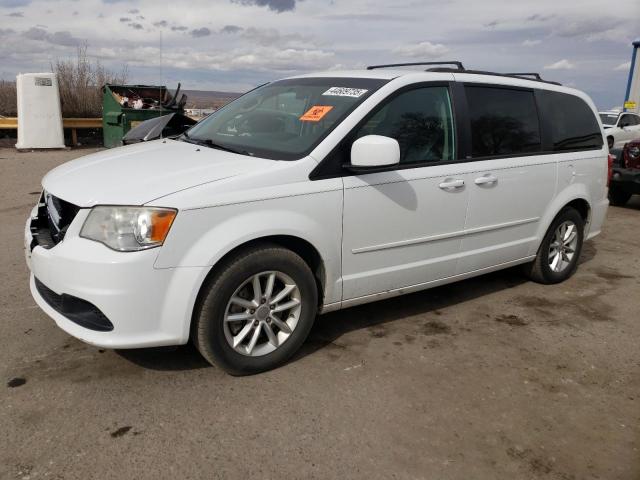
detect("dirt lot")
[1,148,639,480]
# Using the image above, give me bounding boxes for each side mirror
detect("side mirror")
[345,135,400,173]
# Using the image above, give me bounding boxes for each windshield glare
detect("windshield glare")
[599,113,618,126]
[185,78,387,160]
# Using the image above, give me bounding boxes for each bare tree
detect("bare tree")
[53,44,128,117]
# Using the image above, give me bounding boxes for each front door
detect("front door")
[341,85,468,300]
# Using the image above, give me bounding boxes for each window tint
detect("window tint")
[619,114,639,127]
[466,86,541,157]
[355,86,455,164]
[537,91,603,151]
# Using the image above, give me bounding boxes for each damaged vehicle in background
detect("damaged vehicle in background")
[122,113,197,145]
[25,62,608,375]
[609,139,640,206]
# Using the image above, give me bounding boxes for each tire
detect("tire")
[523,207,584,284]
[193,244,318,375]
[608,187,631,207]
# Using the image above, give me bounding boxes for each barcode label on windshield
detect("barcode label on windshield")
[322,87,368,98]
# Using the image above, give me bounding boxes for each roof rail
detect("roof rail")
[367,61,465,71]
[424,67,562,86]
[504,73,542,80]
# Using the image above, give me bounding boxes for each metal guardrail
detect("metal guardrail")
[0,117,102,129]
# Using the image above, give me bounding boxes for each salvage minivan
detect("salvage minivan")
[25,63,609,374]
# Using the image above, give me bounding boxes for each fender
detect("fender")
[529,182,591,256]
[155,192,344,306]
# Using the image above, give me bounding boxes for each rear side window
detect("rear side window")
[465,86,541,157]
[537,91,603,151]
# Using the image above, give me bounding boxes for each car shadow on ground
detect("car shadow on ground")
[117,245,599,372]
[619,196,640,210]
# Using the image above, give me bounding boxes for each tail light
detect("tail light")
[607,154,614,187]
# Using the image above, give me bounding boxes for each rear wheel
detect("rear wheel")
[524,207,584,284]
[193,244,318,375]
[608,187,631,206]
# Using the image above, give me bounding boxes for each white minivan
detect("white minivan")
[25,63,609,374]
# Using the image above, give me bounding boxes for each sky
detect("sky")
[0,0,638,109]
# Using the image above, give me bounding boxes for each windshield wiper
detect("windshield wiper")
[180,133,252,156]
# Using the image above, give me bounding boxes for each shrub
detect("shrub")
[0,80,17,117]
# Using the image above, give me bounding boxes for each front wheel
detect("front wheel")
[524,207,584,284]
[193,244,318,375]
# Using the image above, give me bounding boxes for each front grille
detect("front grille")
[30,192,79,250]
[34,278,114,332]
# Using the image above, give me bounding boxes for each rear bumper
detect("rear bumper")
[25,211,209,349]
[610,168,640,194]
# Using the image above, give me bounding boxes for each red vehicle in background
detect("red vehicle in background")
[609,140,640,206]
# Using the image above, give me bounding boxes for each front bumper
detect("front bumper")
[25,208,208,349]
[610,167,640,195]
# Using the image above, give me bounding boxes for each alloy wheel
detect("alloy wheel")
[223,271,301,356]
[548,220,578,273]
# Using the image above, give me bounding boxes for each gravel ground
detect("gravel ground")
[1,148,639,480]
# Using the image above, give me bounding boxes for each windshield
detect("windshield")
[599,113,618,126]
[184,77,388,160]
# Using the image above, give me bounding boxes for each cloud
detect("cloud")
[119,17,130,22]
[190,27,211,38]
[22,26,48,41]
[49,30,80,46]
[615,61,631,71]
[127,8,139,13]
[392,41,448,58]
[153,20,167,27]
[22,26,80,46]
[555,17,619,42]
[171,26,187,31]
[7,11,23,16]
[221,24,243,34]
[544,59,575,70]
[522,39,541,47]
[128,23,143,30]
[0,0,30,6]
[233,0,297,13]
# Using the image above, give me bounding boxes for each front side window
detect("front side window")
[466,86,542,157]
[185,78,387,160]
[619,114,639,127]
[537,91,603,151]
[354,86,455,164]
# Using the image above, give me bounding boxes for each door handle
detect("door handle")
[474,174,498,185]
[438,178,465,190]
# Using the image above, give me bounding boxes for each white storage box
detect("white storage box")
[16,73,65,149]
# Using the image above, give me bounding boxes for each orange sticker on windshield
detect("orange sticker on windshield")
[300,105,333,122]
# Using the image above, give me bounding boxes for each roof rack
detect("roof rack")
[366,61,561,85]
[504,72,542,80]
[425,67,562,85]
[367,61,465,71]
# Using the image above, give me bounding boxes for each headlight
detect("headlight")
[80,206,177,251]
[628,146,640,159]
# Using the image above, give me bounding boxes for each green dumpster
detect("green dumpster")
[102,84,183,148]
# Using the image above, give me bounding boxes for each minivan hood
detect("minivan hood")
[42,139,274,207]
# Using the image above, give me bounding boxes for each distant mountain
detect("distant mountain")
[182,89,242,109]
